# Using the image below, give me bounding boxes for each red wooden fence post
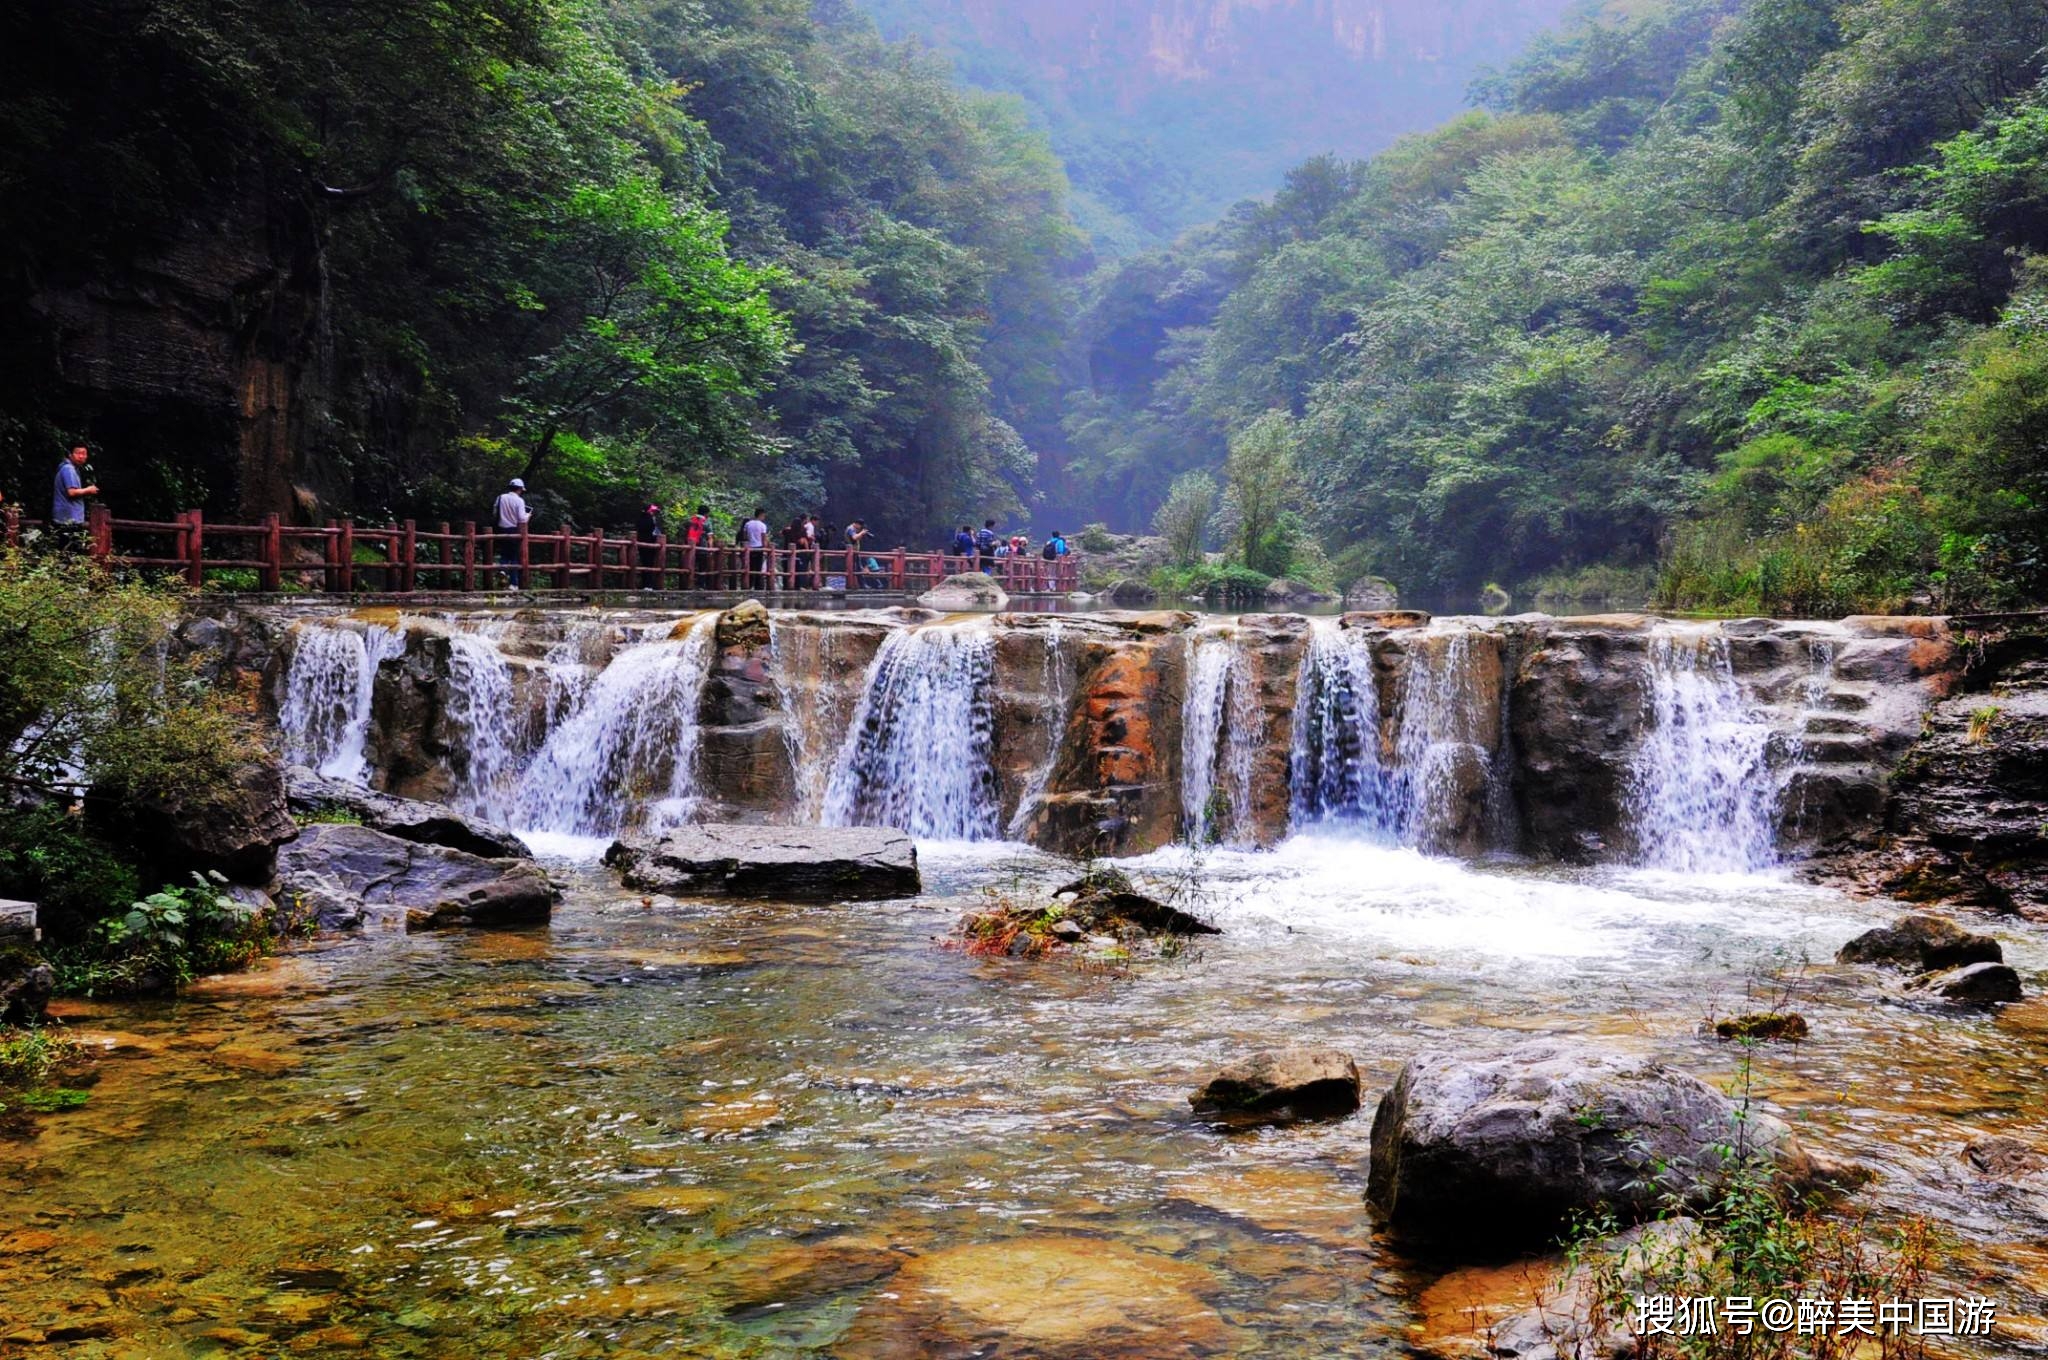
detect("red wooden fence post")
[516,523,530,592]
[893,547,906,591]
[653,532,667,591]
[557,524,572,591]
[3,505,19,550]
[337,519,355,593]
[462,521,477,591]
[90,505,113,562]
[436,521,450,591]
[261,513,282,591]
[184,509,205,588]
[400,520,417,593]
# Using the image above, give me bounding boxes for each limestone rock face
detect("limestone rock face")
[1507,621,1653,861]
[605,824,920,901]
[284,766,530,858]
[1872,634,2048,916]
[1189,1047,1361,1125]
[1367,1042,1827,1254]
[1230,614,1313,845]
[697,603,795,818]
[1025,620,1189,856]
[917,572,1008,611]
[1836,913,2003,972]
[118,756,297,885]
[275,823,555,931]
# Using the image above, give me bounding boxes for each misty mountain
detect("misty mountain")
[853,0,1580,250]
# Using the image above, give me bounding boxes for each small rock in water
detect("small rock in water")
[1907,961,2023,1005]
[1190,1047,1361,1126]
[1711,1012,1809,1043]
[1964,1135,2047,1181]
[1837,913,2002,972]
[606,824,919,901]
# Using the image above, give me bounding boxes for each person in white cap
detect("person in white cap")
[493,477,533,588]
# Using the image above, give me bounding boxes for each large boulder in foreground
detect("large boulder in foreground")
[120,757,297,884]
[1190,1047,1361,1126]
[275,823,555,931]
[918,572,1009,611]
[1367,1043,1834,1254]
[285,766,531,859]
[1836,912,2003,972]
[605,824,919,901]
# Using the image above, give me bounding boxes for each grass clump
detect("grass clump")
[0,1025,92,1128]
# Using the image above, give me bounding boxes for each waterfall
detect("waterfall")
[443,632,522,823]
[1389,629,1500,852]
[279,622,402,784]
[1625,633,1781,873]
[1289,623,1503,851]
[1181,635,1259,845]
[823,625,999,840]
[512,616,718,838]
[1290,623,1390,831]
[1006,621,1072,839]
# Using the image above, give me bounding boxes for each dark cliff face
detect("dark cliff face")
[859,0,1578,242]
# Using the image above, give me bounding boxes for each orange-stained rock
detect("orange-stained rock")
[1025,635,1187,856]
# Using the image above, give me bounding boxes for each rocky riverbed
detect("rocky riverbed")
[5,840,2048,1355]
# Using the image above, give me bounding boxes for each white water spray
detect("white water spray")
[823,624,999,840]
[1625,633,1781,872]
[512,616,718,838]
[279,622,403,784]
[1181,634,1259,845]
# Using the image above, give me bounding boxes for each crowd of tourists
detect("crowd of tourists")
[489,478,1073,592]
[6,454,1073,595]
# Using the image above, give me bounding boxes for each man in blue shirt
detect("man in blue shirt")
[51,446,97,550]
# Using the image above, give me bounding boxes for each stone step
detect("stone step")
[0,899,38,944]
[1803,715,1868,736]
[1796,734,1879,765]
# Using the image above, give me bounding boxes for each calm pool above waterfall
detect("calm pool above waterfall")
[7,837,2048,1356]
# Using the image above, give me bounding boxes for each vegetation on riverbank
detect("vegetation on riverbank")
[0,553,271,995]
[0,1024,92,1129]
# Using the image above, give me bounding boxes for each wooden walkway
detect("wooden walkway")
[1,507,1079,598]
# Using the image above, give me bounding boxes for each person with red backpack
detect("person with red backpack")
[683,504,712,585]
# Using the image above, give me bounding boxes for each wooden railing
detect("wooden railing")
[0,506,1080,597]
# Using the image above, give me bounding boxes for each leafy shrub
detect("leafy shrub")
[1078,523,1119,553]
[0,804,141,940]
[1150,562,1274,601]
[52,872,270,997]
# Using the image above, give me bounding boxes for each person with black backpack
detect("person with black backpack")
[975,519,999,574]
[950,524,975,568]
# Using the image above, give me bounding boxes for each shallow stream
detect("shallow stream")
[6,839,2048,1356]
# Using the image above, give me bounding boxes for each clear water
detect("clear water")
[9,836,2048,1356]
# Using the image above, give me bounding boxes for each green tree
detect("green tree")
[1224,412,1299,576]
[1152,471,1218,568]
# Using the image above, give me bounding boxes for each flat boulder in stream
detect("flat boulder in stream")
[604,824,920,901]
[1367,1042,1836,1255]
[275,823,556,931]
[1190,1047,1361,1126]
[1836,913,2003,972]
[285,765,532,859]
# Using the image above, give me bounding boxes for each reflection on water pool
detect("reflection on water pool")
[5,838,2047,1356]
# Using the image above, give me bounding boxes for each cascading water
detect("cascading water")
[279,622,402,784]
[1290,623,1390,831]
[1006,622,1072,840]
[823,625,999,841]
[512,616,718,838]
[443,632,522,823]
[1181,635,1259,845]
[1289,622,1504,851]
[1625,633,1781,873]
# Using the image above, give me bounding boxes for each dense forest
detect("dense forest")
[0,0,1081,546]
[1060,0,2048,612]
[3,0,2046,611]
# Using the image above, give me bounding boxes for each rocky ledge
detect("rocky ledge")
[285,765,531,859]
[605,824,921,901]
[275,823,557,931]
